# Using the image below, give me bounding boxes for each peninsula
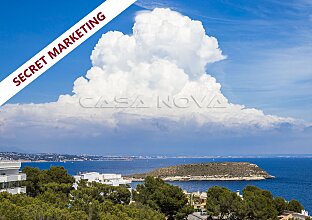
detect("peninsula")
[126,162,274,181]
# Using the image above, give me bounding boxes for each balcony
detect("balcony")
[0,173,26,183]
[0,161,21,170]
[0,187,26,195]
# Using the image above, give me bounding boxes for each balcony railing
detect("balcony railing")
[0,186,26,195]
[0,173,26,183]
[0,161,22,170]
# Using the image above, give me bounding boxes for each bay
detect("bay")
[22,157,312,212]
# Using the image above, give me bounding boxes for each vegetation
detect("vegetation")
[0,167,166,220]
[133,176,193,220]
[287,199,304,213]
[205,186,245,219]
[127,162,273,180]
[273,197,288,214]
[0,166,306,220]
[22,166,74,197]
[206,185,305,220]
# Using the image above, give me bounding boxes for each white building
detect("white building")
[279,210,310,220]
[0,161,26,194]
[73,172,131,189]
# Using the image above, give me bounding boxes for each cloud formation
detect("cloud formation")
[0,8,306,151]
[59,8,295,128]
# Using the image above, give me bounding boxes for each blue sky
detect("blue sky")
[0,0,311,155]
[1,0,311,120]
[0,0,139,103]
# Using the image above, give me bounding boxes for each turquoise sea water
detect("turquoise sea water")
[22,158,312,212]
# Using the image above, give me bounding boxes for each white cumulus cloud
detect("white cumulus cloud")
[0,8,301,138]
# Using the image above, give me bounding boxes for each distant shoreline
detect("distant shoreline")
[1,153,312,163]
[20,159,134,163]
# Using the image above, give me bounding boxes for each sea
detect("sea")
[21,157,312,213]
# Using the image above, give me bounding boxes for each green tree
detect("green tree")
[134,176,193,219]
[71,182,131,207]
[0,192,87,220]
[89,182,131,204]
[45,166,75,185]
[22,166,74,197]
[98,202,165,220]
[6,166,307,220]
[274,197,287,214]
[287,199,304,213]
[37,188,69,209]
[22,166,47,197]
[1,168,173,220]
[243,186,278,220]
[206,186,244,219]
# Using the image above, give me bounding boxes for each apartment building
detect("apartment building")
[0,161,26,194]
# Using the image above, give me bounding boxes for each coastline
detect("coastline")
[126,175,275,182]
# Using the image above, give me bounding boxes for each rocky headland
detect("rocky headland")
[126,162,274,181]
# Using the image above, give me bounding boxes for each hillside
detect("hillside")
[126,162,274,181]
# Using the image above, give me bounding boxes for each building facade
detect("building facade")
[184,191,207,211]
[279,210,310,220]
[73,172,131,189]
[0,161,26,194]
